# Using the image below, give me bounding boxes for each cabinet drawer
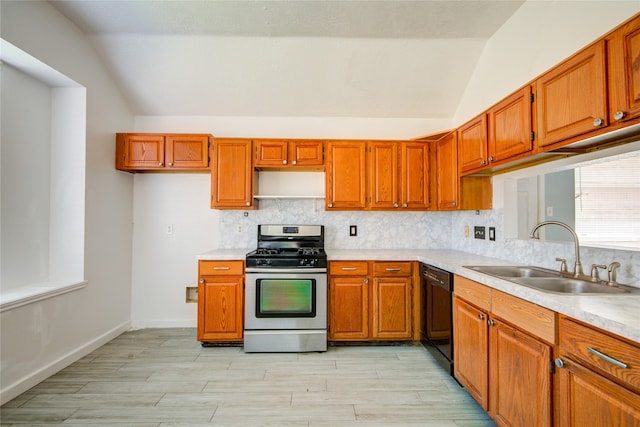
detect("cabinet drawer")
[329,261,369,276]
[560,316,640,393]
[373,262,412,276]
[492,290,556,344]
[454,275,491,311]
[199,260,244,276]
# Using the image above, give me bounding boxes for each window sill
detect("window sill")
[0,280,88,312]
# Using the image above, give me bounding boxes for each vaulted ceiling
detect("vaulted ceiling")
[51,0,526,118]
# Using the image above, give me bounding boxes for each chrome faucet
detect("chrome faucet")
[529,221,584,277]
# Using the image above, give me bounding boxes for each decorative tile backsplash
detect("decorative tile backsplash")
[219,201,639,287]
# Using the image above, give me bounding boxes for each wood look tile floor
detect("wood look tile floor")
[1,329,497,426]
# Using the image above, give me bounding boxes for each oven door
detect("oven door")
[245,269,327,330]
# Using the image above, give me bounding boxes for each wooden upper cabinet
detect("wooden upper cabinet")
[253,139,324,168]
[607,14,640,125]
[488,86,534,164]
[165,135,210,169]
[435,132,459,210]
[369,141,430,210]
[325,140,367,210]
[369,141,399,209]
[458,114,488,174]
[401,142,430,210]
[536,41,608,148]
[116,133,210,172]
[210,138,254,209]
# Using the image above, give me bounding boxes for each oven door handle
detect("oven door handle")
[245,267,327,274]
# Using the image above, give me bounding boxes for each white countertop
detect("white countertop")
[198,248,640,343]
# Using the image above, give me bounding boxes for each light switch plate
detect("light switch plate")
[350,225,357,236]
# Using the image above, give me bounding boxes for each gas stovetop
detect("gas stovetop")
[246,224,327,269]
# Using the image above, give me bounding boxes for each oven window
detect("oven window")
[256,279,316,318]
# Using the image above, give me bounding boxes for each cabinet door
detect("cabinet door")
[458,114,488,174]
[165,135,209,169]
[488,86,534,164]
[369,141,399,209]
[489,320,552,427]
[122,134,165,169]
[536,41,607,148]
[329,276,369,340]
[325,140,367,210]
[436,132,459,210]
[197,276,243,342]
[211,138,254,209]
[608,14,640,124]
[371,277,411,340]
[557,358,640,427]
[290,140,324,167]
[254,139,288,167]
[401,142,430,210]
[453,296,489,410]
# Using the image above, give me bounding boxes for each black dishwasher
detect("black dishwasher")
[421,263,453,376]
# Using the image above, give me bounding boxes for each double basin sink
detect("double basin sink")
[464,265,631,295]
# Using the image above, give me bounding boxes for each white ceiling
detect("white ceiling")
[51,0,526,118]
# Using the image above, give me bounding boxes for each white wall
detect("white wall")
[0,1,134,404]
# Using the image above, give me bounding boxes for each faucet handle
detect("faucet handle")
[590,264,607,282]
[607,262,621,287]
[555,258,568,273]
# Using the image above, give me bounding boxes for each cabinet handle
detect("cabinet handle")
[246,202,250,206]
[341,267,357,271]
[614,111,626,121]
[480,159,487,165]
[158,162,163,166]
[328,203,333,208]
[592,117,604,127]
[292,160,297,165]
[586,347,628,369]
[487,319,496,326]
[554,358,564,369]
[488,156,494,162]
[452,202,457,207]
[199,278,204,284]
[402,203,408,208]
[283,160,287,165]
[393,203,399,208]
[213,267,230,270]
[478,314,485,320]
[168,162,174,166]
[385,268,402,272]
[363,278,369,284]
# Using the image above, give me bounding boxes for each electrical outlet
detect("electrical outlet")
[236,224,242,233]
[474,226,486,240]
[350,225,357,236]
[166,224,173,235]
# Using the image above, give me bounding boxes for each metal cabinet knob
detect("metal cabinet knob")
[169,162,173,166]
[593,118,604,127]
[480,159,487,165]
[478,314,485,320]
[283,160,287,165]
[158,162,163,166]
[554,358,564,369]
[394,203,399,208]
[402,203,408,208]
[614,111,626,121]
[328,203,333,208]
[487,319,496,326]
[488,156,494,162]
[246,202,250,206]
[292,160,297,165]
[363,278,369,284]
[199,278,204,284]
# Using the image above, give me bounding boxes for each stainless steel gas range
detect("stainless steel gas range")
[244,225,327,353]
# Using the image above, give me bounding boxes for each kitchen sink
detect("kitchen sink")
[464,265,631,294]
[509,277,629,294]
[465,265,556,278]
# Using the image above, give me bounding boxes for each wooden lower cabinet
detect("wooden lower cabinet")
[329,261,413,341]
[197,260,244,342]
[556,316,640,427]
[453,276,554,427]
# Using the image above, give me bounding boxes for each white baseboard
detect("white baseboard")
[130,319,196,329]
[0,320,131,405]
